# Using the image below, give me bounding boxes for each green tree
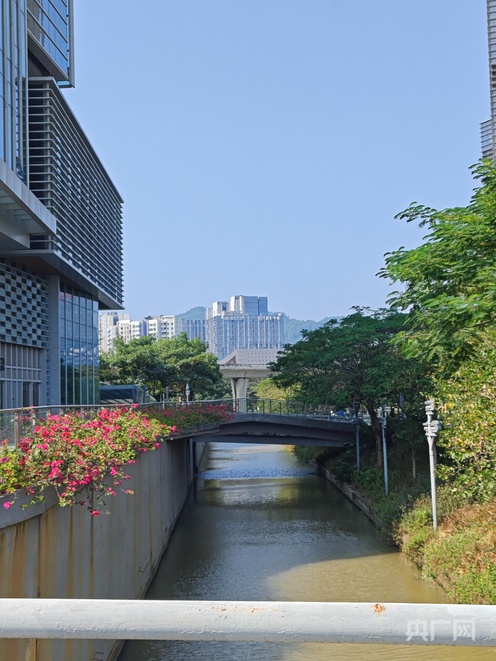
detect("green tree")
[271,308,427,466]
[436,327,496,503]
[250,377,297,401]
[379,160,496,376]
[100,334,228,401]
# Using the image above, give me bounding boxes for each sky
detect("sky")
[68,1,488,322]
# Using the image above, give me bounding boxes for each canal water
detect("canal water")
[120,443,496,660]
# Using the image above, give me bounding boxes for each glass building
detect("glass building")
[0,0,123,407]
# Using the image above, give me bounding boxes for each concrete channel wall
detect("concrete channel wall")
[0,436,204,661]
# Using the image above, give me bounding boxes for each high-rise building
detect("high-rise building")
[206,295,284,360]
[0,1,123,407]
[482,0,496,157]
[98,313,207,353]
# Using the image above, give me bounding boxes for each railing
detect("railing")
[0,599,494,646]
[237,398,355,420]
[0,398,357,448]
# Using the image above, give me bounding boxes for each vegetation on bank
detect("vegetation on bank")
[271,161,496,605]
[0,404,231,516]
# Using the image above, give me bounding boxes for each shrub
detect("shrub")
[0,404,231,515]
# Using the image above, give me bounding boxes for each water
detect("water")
[120,443,496,660]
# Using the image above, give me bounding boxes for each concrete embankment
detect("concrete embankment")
[0,436,204,661]
[316,463,386,531]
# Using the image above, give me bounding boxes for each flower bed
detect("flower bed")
[0,404,231,515]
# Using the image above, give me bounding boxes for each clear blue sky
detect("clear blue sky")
[68,1,488,321]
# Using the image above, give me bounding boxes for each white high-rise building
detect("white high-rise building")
[205,295,284,360]
[99,313,131,353]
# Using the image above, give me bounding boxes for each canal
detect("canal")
[120,443,495,660]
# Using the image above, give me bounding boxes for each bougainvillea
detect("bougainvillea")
[0,404,231,515]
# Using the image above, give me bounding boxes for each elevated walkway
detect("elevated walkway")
[218,349,281,406]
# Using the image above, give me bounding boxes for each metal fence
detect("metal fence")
[0,398,361,448]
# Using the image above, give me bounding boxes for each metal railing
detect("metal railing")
[0,599,494,646]
[0,398,358,448]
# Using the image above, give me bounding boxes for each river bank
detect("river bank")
[310,448,496,605]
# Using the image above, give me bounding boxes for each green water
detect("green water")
[119,443,496,660]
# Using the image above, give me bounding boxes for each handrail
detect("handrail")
[0,599,493,646]
[0,398,357,448]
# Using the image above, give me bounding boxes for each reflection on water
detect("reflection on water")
[120,444,495,660]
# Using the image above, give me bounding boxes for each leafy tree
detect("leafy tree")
[100,334,228,401]
[379,160,496,376]
[271,308,428,466]
[250,377,297,401]
[436,327,496,503]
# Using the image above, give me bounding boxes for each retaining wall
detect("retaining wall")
[0,437,203,661]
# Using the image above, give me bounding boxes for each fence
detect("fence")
[0,398,357,448]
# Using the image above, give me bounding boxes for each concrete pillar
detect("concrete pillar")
[230,377,250,412]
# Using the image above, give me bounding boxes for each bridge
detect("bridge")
[0,397,357,449]
[186,411,354,448]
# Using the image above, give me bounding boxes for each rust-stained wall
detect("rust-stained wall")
[0,437,201,661]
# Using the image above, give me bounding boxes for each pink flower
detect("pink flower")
[91,510,100,517]
[3,501,13,510]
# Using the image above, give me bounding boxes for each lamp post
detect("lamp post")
[353,400,360,472]
[381,404,389,496]
[424,399,440,531]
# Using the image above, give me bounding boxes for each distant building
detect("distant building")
[99,313,131,353]
[181,318,207,343]
[482,0,496,157]
[117,319,145,344]
[99,295,281,358]
[146,315,181,340]
[98,312,206,352]
[205,295,284,360]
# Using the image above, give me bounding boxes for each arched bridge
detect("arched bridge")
[186,412,355,448]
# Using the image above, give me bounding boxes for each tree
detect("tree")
[250,377,297,401]
[379,160,496,376]
[271,308,428,466]
[436,327,496,503]
[100,334,228,401]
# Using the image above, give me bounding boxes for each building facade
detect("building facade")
[482,0,496,157]
[0,1,123,408]
[205,295,284,360]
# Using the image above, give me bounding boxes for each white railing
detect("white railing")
[0,600,494,646]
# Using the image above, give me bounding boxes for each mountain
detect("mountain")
[178,306,206,321]
[282,314,334,345]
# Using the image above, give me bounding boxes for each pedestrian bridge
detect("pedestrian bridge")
[185,411,355,448]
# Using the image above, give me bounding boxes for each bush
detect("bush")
[0,404,231,516]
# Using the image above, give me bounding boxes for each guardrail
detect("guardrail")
[0,599,494,646]
[0,398,359,448]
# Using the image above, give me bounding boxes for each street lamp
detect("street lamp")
[353,401,360,472]
[381,404,389,496]
[424,399,440,531]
